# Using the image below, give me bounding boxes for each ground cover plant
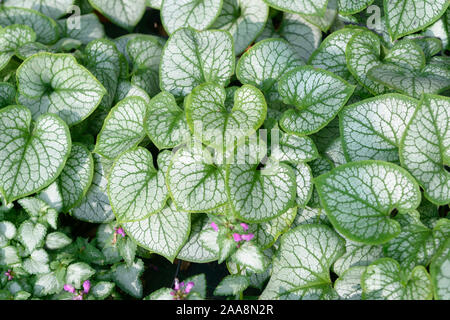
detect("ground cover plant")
[0,0,449,301]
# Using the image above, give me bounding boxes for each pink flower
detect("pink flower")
[173,278,180,291]
[5,270,13,281]
[233,233,242,242]
[73,294,83,300]
[64,284,76,294]
[210,222,219,232]
[115,227,126,237]
[185,282,195,294]
[241,233,255,241]
[240,223,249,231]
[83,280,91,294]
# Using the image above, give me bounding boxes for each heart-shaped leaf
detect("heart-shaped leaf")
[88,0,146,30]
[108,148,169,222]
[23,248,50,274]
[271,131,318,163]
[167,145,228,212]
[45,231,72,250]
[430,238,450,300]
[0,25,36,71]
[385,0,449,40]
[257,13,321,63]
[279,66,355,135]
[337,0,373,14]
[346,30,389,95]
[261,224,345,299]
[361,258,432,300]
[236,38,303,103]
[66,262,95,288]
[316,161,422,244]
[94,96,148,160]
[112,259,144,298]
[226,155,297,222]
[160,27,234,98]
[18,220,47,253]
[0,6,59,44]
[212,0,269,55]
[5,0,76,19]
[399,94,450,205]
[340,94,418,162]
[0,105,71,203]
[161,0,223,34]
[263,0,328,15]
[384,218,450,273]
[54,143,94,213]
[72,154,115,223]
[16,53,106,126]
[123,202,191,262]
[186,83,266,151]
[145,91,190,150]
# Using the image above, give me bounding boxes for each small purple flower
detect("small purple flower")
[185,282,195,294]
[4,270,13,281]
[115,227,126,237]
[173,278,180,291]
[233,233,242,242]
[240,223,249,231]
[83,280,91,294]
[211,222,219,232]
[73,294,83,301]
[64,284,76,294]
[241,233,255,241]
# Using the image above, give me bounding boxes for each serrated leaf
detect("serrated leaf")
[0,246,20,266]
[0,6,59,44]
[0,106,71,203]
[5,0,75,19]
[177,214,218,263]
[94,97,147,160]
[212,0,269,55]
[45,232,72,250]
[0,82,15,108]
[367,63,450,98]
[334,266,365,300]
[108,148,169,222]
[123,202,190,262]
[0,25,36,71]
[333,241,383,276]
[88,0,146,30]
[167,146,228,212]
[230,241,267,273]
[430,238,450,300]
[236,38,304,103]
[346,30,389,95]
[23,249,50,274]
[145,91,190,150]
[250,206,297,249]
[160,27,234,97]
[66,262,95,288]
[18,221,47,253]
[279,66,355,135]
[385,0,449,40]
[17,53,106,126]
[340,94,418,162]
[161,0,223,35]
[84,39,121,110]
[214,275,249,296]
[72,154,115,223]
[338,0,373,14]
[34,271,64,296]
[399,94,450,205]
[263,0,328,15]
[384,219,450,273]
[257,13,321,63]
[186,83,267,151]
[316,161,422,244]
[261,224,345,300]
[56,143,94,213]
[361,258,432,300]
[112,259,143,298]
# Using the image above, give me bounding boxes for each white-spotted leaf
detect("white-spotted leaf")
[0,25,36,71]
